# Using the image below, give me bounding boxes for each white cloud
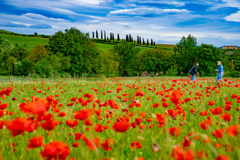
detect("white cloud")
[222,0,240,22]
[11,22,32,27]
[109,7,189,15]
[22,13,67,22]
[138,1,185,7]
[225,10,240,22]
[66,0,104,5]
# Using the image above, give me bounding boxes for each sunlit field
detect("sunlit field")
[0,77,239,160]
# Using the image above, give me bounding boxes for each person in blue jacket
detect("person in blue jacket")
[215,61,223,81]
[189,62,199,81]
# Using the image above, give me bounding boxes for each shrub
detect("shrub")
[166,66,178,76]
[230,71,240,78]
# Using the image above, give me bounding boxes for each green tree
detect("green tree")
[137,49,174,74]
[9,44,30,62]
[14,58,33,76]
[113,42,140,76]
[48,27,101,75]
[174,34,197,75]
[28,45,48,64]
[195,44,229,76]
[33,58,53,77]
[100,51,119,77]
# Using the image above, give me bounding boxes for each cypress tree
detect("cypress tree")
[140,36,141,45]
[117,34,120,41]
[151,39,153,46]
[96,30,98,39]
[147,39,149,46]
[101,30,103,39]
[143,38,145,45]
[126,35,128,42]
[92,32,94,38]
[104,31,106,40]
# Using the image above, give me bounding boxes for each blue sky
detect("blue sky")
[0,0,240,47]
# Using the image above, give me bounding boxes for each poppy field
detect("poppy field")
[0,77,239,160]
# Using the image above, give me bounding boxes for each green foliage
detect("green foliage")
[195,44,229,76]
[28,45,48,64]
[48,27,101,75]
[166,65,178,76]
[113,42,140,76]
[230,71,240,78]
[137,48,174,74]
[33,58,53,77]
[174,34,197,74]
[14,58,33,76]
[10,44,29,61]
[99,51,119,77]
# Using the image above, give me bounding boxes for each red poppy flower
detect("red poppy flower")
[170,146,184,160]
[40,141,70,160]
[84,119,93,126]
[112,118,130,132]
[208,100,215,106]
[94,123,104,132]
[74,109,94,121]
[135,90,145,97]
[27,136,44,149]
[181,136,191,149]
[199,116,211,130]
[199,111,208,116]
[130,141,142,149]
[225,125,238,137]
[41,118,57,131]
[84,137,100,151]
[169,90,182,106]
[210,107,222,115]
[101,138,115,151]
[0,103,8,109]
[71,97,77,102]
[169,127,181,136]
[66,119,78,128]
[20,98,47,116]
[215,155,230,160]
[212,129,224,138]
[152,103,159,108]
[7,117,34,137]
[220,113,231,122]
[139,112,145,118]
[0,110,3,118]
[72,142,79,148]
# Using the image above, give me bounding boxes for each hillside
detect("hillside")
[0,30,176,52]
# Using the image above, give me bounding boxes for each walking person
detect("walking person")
[215,61,223,81]
[189,62,199,81]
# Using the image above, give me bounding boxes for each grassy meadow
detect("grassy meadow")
[0,31,175,52]
[0,77,239,160]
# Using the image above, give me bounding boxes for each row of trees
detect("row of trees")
[0,28,239,78]
[92,30,156,46]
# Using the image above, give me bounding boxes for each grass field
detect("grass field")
[0,34,49,50]
[0,77,239,160]
[1,31,175,52]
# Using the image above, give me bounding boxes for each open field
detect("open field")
[0,77,239,160]
[0,34,49,50]
[0,31,175,52]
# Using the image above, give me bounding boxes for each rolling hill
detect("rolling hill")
[0,29,176,52]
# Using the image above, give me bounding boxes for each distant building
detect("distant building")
[222,46,239,50]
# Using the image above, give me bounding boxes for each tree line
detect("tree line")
[92,30,155,47]
[0,27,240,78]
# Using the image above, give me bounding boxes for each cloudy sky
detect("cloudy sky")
[0,0,240,47]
